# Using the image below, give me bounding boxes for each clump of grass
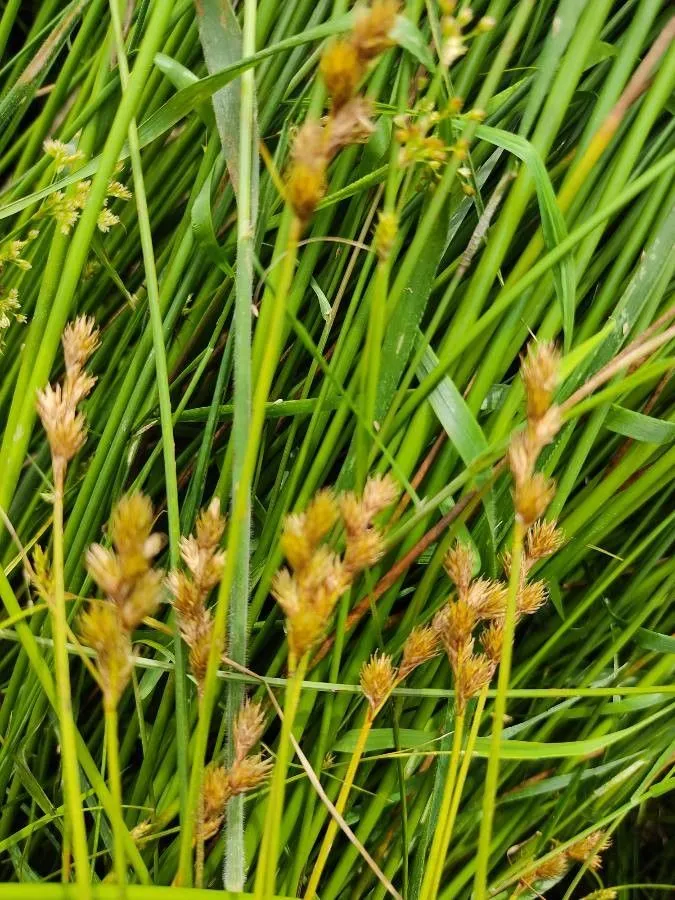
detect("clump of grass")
[0,1,673,898]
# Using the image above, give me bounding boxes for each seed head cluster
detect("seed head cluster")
[273,476,398,665]
[521,830,612,892]
[167,499,226,695]
[509,341,562,525]
[36,315,99,482]
[361,623,440,715]
[80,492,164,707]
[202,699,272,841]
[287,2,398,222]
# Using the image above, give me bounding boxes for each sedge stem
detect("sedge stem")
[473,519,524,899]
[104,702,126,895]
[304,708,374,899]
[255,652,309,899]
[52,460,90,895]
[419,711,465,900]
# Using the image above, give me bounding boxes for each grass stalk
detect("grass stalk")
[107,0,189,829]
[50,460,90,896]
[304,708,374,899]
[225,0,258,888]
[473,519,524,899]
[103,702,126,894]
[419,711,465,900]
[255,652,309,899]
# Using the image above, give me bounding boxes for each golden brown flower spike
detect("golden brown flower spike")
[361,652,397,714]
[273,476,398,665]
[566,830,612,870]
[36,315,99,480]
[80,491,165,706]
[509,341,561,526]
[200,699,272,842]
[167,498,226,695]
[287,2,397,223]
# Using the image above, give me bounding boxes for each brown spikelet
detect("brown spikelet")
[228,754,273,796]
[526,520,564,560]
[443,541,474,596]
[521,341,560,422]
[518,579,547,616]
[400,625,440,678]
[195,497,226,550]
[361,473,399,520]
[352,0,399,61]
[233,698,266,763]
[202,765,231,840]
[470,579,508,621]
[481,621,504,664]
[303,489,340,545]
[78,603,132,707]
[324,97,376,157]
[344,527,386,572]
[320,39,363,108]
[109,492,155,559]
[514,472,556,527]
[36,383,88,463]
[360,652,397,712]
[566,830,612,870]
[454,647,494,713]
[525,852,569,883]
[61,315,100,374]
[435,598,477,654]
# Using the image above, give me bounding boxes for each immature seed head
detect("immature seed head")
[233,698,266,763]
[517,579,547,616]
[62,315,99,375]
[352,0,399,61]
[566,830,612,870]
[303,489,340,546]
[36,384,87,463]
[360,652,397,712]
[481,621,504,664]
[320,39,363,108]
[521,341,559,422]
[526,853,569,882]
[228,754,273,796]
[400,625,440,678]
[514,472,556,527]
[78,602,132,707]
[526,520,564,560]
[202,765,230,840]
[443,541,474,596]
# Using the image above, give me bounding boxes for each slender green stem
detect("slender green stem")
[107,0,189,829]
[305,708,373,899]
[51,461,90,895]
[225,0,258,888]
[419,712,465,900]
[255,652,309,899]
[473,519,524,899]
[178,220,301,884]
[437,690,488,884]
[104,702,126,895]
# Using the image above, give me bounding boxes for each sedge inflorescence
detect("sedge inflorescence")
[272,475,398,666]
[202,698,272,841]
[360,623,440,716]
[167,499,226,696]
[36,315,100,484]
[80,492,165,708]
[286,1,398,223]
[520,830,612,893]
[509,341,561,526]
